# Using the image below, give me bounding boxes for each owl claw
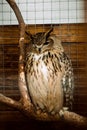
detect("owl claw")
[63,107,68,111]
[59,107,68,117]
[59,109,64,117]
[36,109,42,115]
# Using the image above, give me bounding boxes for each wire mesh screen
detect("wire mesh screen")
[0,0,87,122]
[0,0,86,25]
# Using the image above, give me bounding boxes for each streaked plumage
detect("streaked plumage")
[25,29,74,115]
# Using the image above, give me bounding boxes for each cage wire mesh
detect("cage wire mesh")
[0,0,87,116]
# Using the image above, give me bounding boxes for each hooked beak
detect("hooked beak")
[36,45,42,53]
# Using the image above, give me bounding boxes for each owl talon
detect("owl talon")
[63,107,68,111]
[59,109,64,117]
[59,107,68,117]
[36,109,42,115]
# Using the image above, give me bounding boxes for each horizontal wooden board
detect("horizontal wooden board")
[0,24,87,122]
[0,24,87,44]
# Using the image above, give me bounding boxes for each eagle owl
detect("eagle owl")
[25,28,74,115]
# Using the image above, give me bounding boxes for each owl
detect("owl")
[25,28,74,115]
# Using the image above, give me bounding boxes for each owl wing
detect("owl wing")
[60,52,74,110]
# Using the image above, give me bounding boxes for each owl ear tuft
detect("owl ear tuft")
[25,31,33,40]
[44,27,53,39]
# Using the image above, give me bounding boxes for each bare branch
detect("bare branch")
[63,111,87,127]
[6,0,31,104]
[6,0,24,25]
[0,92,87,127]
[18,109,87,128]
[0,94,22,110]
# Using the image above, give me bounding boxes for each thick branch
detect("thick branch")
[0,93,87,126]
[22,109,87,126]
[63,111,87,127]
[0,94,22,110]
[6,0,31,104]
[6,0,24,25]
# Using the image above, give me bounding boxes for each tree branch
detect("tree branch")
[6,0,24,25]
[63,111,87,127]
[0,94,22,110]
[0,92,87,127]
[6,0,31,105]
[0,0,86,127]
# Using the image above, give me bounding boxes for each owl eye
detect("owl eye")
[44,41,49,46]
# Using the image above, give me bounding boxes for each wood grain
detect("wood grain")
[0,24,87,123]
[0,24,87,44]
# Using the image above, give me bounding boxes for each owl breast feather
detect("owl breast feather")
[26,51,64,114]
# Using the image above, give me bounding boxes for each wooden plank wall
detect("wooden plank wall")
[0,24,87,129]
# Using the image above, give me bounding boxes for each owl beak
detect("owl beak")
[36,44,42,53]
[35,45,42,54]
[35,47,41,54]
[38,48,41,53]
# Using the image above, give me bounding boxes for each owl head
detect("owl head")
[26,28,64,54]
